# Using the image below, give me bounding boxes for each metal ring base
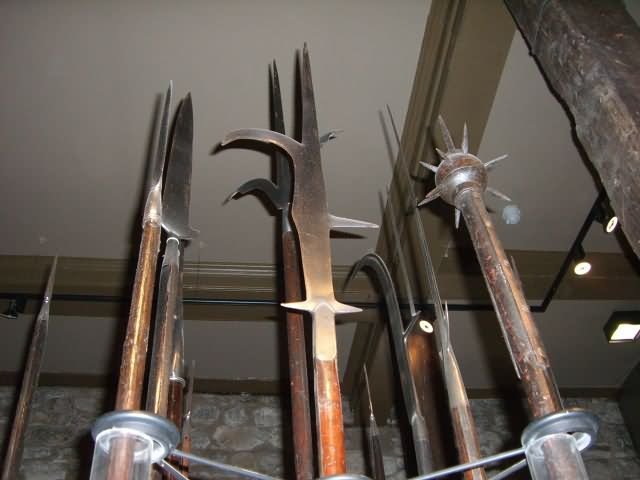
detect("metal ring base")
[92,410,180,463]
[521,408,599,451]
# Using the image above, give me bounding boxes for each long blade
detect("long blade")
[163,94,198,240]
[1,257,57,480]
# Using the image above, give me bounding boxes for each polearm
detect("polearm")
[226,61,314,480]
[418,117,588,478]
[363,366,386,480]
[145,93,198,478]
[1,257,57,480]
[386,107,486,480]
[106,84,172,479]
[221,45,376,476]
[346,253,434,475]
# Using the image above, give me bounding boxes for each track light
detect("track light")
[573,246,591,276]
[594,196,618,234]
[604,311,640,343]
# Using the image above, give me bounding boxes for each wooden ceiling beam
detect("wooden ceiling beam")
[505,0,640,258]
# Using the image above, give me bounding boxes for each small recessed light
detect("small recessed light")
[606,216,618,233]
[610,324,640,342]
[573,246,591,276]
[419,320,433,333]
[604,311,640,343]
[574,261,591,276]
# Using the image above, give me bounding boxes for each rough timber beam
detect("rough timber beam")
[505,0,640,258]
[346,0,515,441]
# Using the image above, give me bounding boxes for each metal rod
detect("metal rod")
[407,447,525,480]
[488,459,527,480]
[160,460,190,480]
[170,450,280,480]
[1,258,57,480]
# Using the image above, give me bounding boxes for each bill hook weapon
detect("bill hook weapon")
[226,60,314,480]
[221,45,377,476]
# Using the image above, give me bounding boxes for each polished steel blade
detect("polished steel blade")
[163,93,198,240]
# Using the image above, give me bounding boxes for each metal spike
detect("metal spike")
[222,191,238,205]
[437,115,456,152]
[487,187,512,203]
[320,129,344,146]
[419,161,439,174]
[455,209,461,229]
[418,186,442,207]
[329,214,378,229]
[461,123,469,153]
[484,154,508,170]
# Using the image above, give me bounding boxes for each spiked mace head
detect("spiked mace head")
[418,116,510,228]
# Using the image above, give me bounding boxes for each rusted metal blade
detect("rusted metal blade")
[1,257,57,480]
[346,253,434,474]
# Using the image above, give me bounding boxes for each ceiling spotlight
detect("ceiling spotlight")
[573,246,591,276]
[604,311,640,343]
[419,319,434,333]
[605,215,618,234]
[594,196,618,234]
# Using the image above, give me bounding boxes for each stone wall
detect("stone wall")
[0,387,638,479]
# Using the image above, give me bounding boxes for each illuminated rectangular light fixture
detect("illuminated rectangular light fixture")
[604,311,640,343]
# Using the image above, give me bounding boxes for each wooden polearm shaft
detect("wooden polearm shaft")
[282,230,315,480]
[116,221,162,410]
[460,190,562,416]
[419,118,587,478]
[1,258,57,480]
[106,85,172,480]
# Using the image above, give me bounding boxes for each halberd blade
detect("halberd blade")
[163,94,199,240]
